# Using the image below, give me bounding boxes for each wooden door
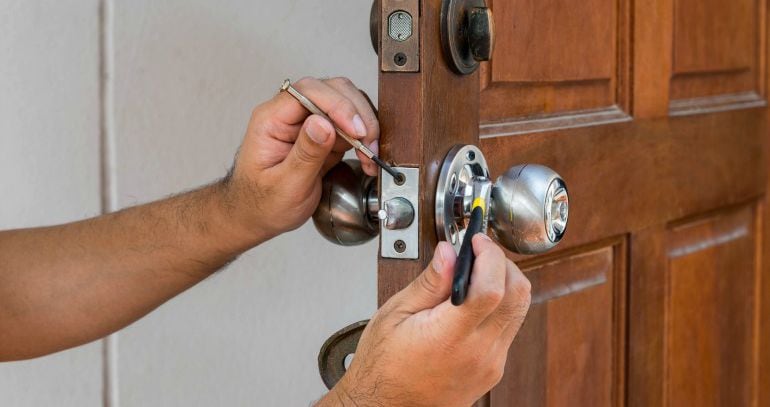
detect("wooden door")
[377,0,770,406]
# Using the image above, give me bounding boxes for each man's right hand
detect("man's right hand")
[320,234,532,407]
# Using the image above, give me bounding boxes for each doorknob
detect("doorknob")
[312,160,379,246]
[441,0,495,75]
[436,145,569,255]
[313,160,419,255]
[313,146,569,255]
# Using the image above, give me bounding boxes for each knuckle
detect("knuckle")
[512,277,532,305]
[486,362,506,387]
[477,286,505,310]
[328,76,354,88]
[364,114,380,134]
[293,143,319,164]
[328,97,356,119]
[415,272,439,294]
[294,76,316,88]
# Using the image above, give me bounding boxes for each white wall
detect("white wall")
[0,1,378,405]
[0,1,103,406]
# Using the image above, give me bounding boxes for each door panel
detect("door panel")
[666,205,760,407]
[491,242,626,407]
[376,0,770,405]
[481,0,627,124]
[672,0,761,100]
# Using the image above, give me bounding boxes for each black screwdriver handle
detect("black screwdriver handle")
[451,205,485,306]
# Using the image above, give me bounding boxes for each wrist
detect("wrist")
[210,176,276,248]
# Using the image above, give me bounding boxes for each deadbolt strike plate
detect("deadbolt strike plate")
[381,0,420,72]
[381,167,420,259]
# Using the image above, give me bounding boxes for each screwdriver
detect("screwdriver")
[280,79,403,182]
[451,202,485,306]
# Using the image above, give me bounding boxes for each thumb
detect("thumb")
[393,242,457,313]
[281,115,336,187]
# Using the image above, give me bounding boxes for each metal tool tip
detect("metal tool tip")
[280,79,291,92]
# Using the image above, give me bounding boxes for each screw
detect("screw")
[394,172,406,185]
[394,240,407,253]
[394,53,408,66]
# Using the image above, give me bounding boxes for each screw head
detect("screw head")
[394,52,408,66]
[394,240,407,253]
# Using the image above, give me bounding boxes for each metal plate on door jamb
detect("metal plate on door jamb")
[381,167,419,259]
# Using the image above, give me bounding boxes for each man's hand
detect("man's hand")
[225,77,380,240]
[320,235,532,407]
[0,76,380,361]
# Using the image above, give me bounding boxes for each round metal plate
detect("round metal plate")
[441,0,486,75]
[318,320,369,390]
[370,0,380,54]
[435,145,489,253]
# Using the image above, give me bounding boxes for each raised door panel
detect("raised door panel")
[490,242,626,406]
[665,205,761,406]
[481,0,630,133]
[670,0,766,113]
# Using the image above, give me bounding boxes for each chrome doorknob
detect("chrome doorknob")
[436,145,569,255]
[313,160,378,246]
[490,165,569,254]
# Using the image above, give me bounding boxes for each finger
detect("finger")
[479,259,532,338]
[324,78,380,176]
[275,77,364,144]
[278,115,336,191]
[389,242,457,313]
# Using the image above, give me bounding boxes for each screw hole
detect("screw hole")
[466,151,476,161]
[394,52,408,67]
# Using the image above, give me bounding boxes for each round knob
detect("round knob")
[490,165,569,254]
[441,0,495,75]
[313,160,378,246]
[468,7,494,62]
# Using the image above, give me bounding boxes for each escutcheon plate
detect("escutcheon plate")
[435,145,490,253]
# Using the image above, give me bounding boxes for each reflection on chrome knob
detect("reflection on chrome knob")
[313,160,378,246]
[490,164,569,254]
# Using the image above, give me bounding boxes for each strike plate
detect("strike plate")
[380,167,419,259]
[381,0,420,72]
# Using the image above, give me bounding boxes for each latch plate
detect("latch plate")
[380,167,420,259]
[381,0,420,72]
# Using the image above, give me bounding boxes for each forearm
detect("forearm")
[0,179,269,361]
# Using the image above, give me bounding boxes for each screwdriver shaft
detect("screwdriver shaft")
[281,79,402,180]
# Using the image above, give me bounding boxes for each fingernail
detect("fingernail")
[307,117,331,144]
[478,233,492,241]
[353,115,367,138]
[368,140,379,156]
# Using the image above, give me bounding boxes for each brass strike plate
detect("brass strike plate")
[381,0,420,72]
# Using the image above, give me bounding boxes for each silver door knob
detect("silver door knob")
[436,145,569,255]
[490,165,569,254]
[312,160,378,246]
